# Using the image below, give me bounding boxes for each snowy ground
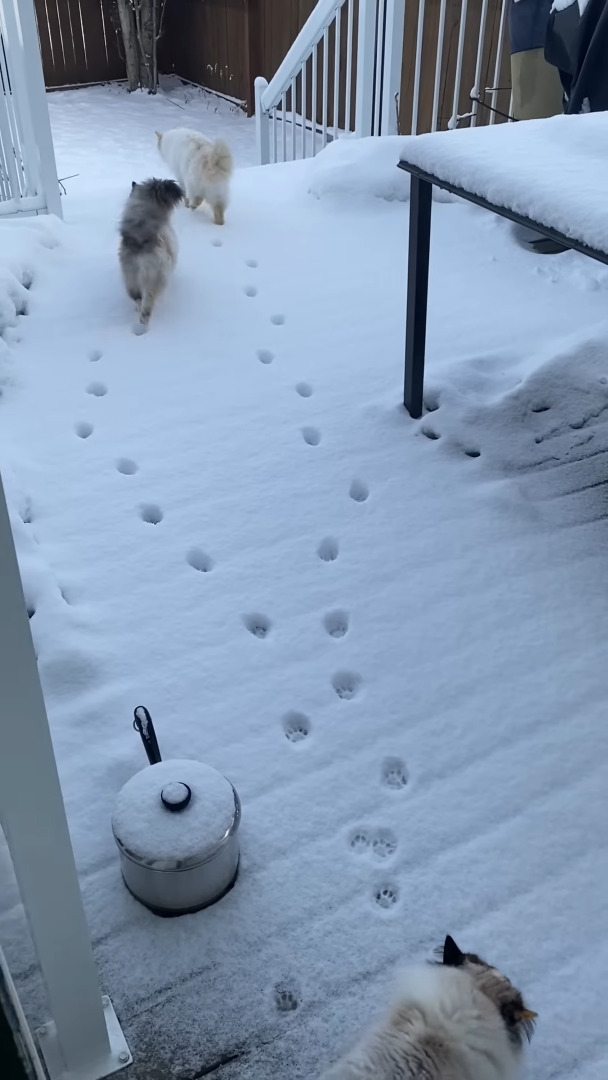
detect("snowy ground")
[1,82,608,1080]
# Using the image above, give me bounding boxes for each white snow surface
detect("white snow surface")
[399,112,608,252]
[308,135,454,203]
[1,84,608,1080]
[112,760,236,866]
[550,0,590,13]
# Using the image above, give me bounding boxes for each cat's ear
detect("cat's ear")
[131,181,137,190]
[443,935,465,967]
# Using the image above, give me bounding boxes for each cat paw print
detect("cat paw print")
[273,982,299,1013]
[374,885,399,910]
[381,757,408,790]
[371,831,398,860]
[349,831,370,854]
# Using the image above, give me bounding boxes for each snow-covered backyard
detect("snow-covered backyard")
[1,79,608,1080]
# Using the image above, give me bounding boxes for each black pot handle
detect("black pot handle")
[133,706,163,765]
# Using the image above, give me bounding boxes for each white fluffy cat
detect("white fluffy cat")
[320,936,537,1080]
[155,127,233,225]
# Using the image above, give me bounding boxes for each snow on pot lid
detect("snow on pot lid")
[112,759,239,871]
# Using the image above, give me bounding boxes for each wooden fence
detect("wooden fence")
[34,0,124,87]
[35,0,511,132]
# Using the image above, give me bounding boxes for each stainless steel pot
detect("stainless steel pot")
[111,708,241,916]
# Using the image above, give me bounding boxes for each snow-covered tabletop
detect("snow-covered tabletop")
[398,112,608,256]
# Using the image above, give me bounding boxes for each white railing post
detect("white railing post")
[355,0,377,137]
[3,0,62,217]
[0,468,130,1080]
[489,0,509,123]
[447,0,470,128]
[255,76,270,164]
[411,0,426,134]
[381,0,406,134]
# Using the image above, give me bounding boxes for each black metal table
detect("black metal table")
[397,160,608,419]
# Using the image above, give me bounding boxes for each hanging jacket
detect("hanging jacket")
[509,0,556,53]
[545,0,608,112]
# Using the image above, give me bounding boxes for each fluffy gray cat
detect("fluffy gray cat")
[118,177,183,333]
[320,936,536,1080]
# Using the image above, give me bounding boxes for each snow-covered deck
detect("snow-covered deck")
[0,83,607,1080]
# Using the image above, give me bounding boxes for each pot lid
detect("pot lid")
[112,759,239,871]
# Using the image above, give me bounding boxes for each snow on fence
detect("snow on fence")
[0,0,61,218]
[255,0,511,164]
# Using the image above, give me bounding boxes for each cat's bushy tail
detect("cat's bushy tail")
[207,138,233,183]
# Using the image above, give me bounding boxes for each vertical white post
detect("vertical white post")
[431,0,448,131]
[489,0,509,123]
[448,0,469,128]
[411,0,426,134]
[291,74,297,159]
[372,0,384,136]
[380,0,405,134]
[470,0,490,125]
[345,0,354,130]
[5,0,62,217]
[312,43,318,154]
[322,26,329,146]
[0,469,129,1080]
[355,0,378,137]
[255,76,270,164]
[281,89,287,161]
[301,54,307,157]
[333,6,341,141]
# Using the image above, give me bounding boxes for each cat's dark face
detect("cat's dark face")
[438,935,537,1045]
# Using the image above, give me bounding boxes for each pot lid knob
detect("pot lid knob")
[160,782,192,812]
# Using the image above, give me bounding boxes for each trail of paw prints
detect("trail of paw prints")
[257,348,274,365]
[282,711,311,744]
[382,757,408,790]
[89,348,102,362]
[296,382,312,398]
[75,422,94,439]
[349,828,398,860]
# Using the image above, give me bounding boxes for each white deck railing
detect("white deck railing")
[255,0,406,165]
[0,0,61,218]
[255,0,512,165]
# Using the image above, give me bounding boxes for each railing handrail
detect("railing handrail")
[260,0,347,113]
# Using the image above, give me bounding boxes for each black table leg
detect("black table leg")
[404,176,432,419]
